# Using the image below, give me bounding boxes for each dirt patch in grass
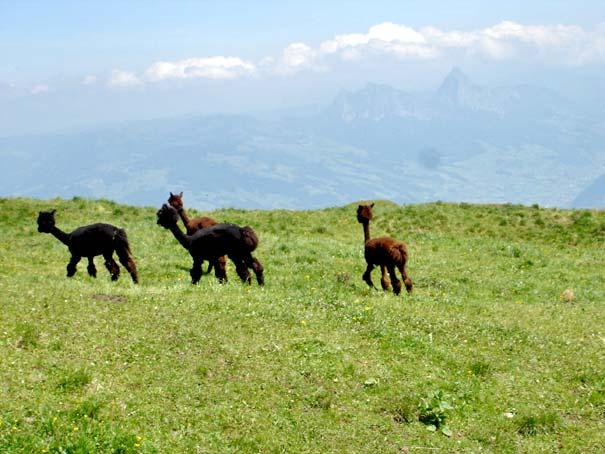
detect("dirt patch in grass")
[90,294,128,304]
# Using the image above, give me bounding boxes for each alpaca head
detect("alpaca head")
[37,209,57,233]
[356,203,374,224]
[156,204,180,229]
[168,192,184,211]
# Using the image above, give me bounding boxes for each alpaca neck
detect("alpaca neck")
[362,221,371,244]
[177,208,191,228]
[167,223,191,250]
[49,226,71,246]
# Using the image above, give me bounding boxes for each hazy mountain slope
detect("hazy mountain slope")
[1,69,603,209]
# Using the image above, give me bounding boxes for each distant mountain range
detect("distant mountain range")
[1,68,604,209]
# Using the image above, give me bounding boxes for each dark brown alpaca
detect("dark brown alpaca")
[156,204,264,286]
[356,203,412,295]
[167,191,227,279]
[37,210,138,283]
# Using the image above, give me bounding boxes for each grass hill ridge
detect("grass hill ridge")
[1,197,604,452]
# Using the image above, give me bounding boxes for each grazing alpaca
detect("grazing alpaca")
[37,210,139,283]
[167,191,227,279]
[356,203,412,295]
[156,204,264,286]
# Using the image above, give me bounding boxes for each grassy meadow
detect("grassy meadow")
[1,196,604,453]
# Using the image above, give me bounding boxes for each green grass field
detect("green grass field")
[1,197,604,453]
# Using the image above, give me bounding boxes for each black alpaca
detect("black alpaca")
[156,204,264,286]
[37,210,139,283]
[167,191,227,280]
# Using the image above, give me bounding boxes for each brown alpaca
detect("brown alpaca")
[167,191,227,280]
[168,192,217,234]
[356,203,413,295]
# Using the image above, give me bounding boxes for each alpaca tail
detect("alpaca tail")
[240,226,259,252]
[393,243,409,264]
[114,228,139,284]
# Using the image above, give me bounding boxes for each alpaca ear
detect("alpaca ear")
[170,192,174,197]
[179,192,183,197]
[370,203,375,208]
[51,209,56,214]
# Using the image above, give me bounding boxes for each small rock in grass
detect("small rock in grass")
[560,288,574,303]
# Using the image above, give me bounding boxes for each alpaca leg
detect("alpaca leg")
[387,265,402,295]
[362,263,376,289]
[251,257,264,286]
[219,256,228,280]
[86,257,97,278]
[380,265,390,290]
[190,257,203,284]
[398,263,413,293]
[213,256,228,283]
[66,255,81,277]
[103,253,120,281]
[214,262,227,283]
[210,258,226,283]
[244,255,264,286]
[117,250,139,284]
[234,259,252,284]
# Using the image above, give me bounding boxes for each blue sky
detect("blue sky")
[1,1,604,135]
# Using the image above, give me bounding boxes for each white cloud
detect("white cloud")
[276,21,605,73]
[569,22,605,64]
[318,22,435,61]
[272,42,321,74]
[145,56,255,81]
[109,69,142,87]
[282,43,316,68]
[30,84,49,94]
[482,21,584,47]
[420,27,476,48]
[368,22,426,44]
[92,21,605,87]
